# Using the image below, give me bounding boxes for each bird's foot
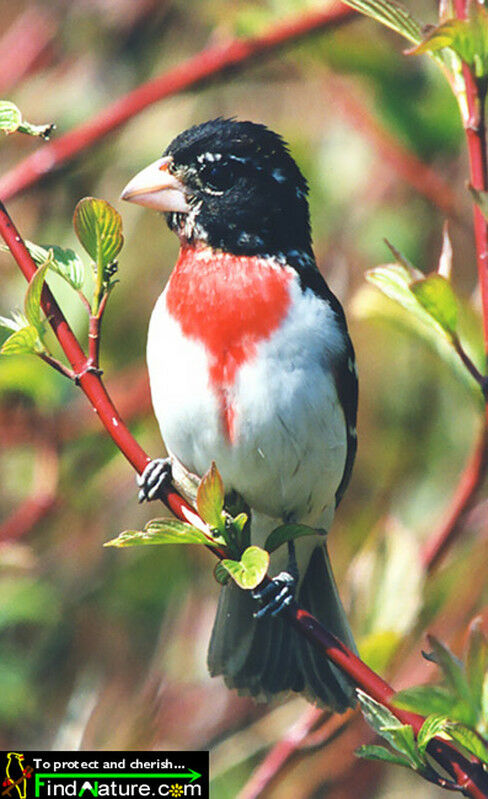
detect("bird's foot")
[137,458,172,503]
[252,571,297,618]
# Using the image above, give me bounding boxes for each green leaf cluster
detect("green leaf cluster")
[358,624,488,781]
[410,9,488,79]
[353,249,483,404]
[1,197,123,369]
[0,257,52,356]
[107,463,271,591]
[0,100,54,139]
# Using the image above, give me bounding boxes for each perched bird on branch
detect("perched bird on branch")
[121,118,358,708]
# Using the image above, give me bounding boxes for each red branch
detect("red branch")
[1,201,487,798]
[0,7,55,95]
[419,0,488,576]
[0,4,355,202]
[323,72,462,221]
[453,0,488,367]
[421,424,488,571]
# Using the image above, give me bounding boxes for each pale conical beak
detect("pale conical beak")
[120,156,190,213]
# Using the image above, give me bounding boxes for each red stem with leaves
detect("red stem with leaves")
[1,201,487,798]
[420,0,488,573]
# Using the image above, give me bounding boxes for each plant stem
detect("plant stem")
[453,0,488,369]
[422,424,488,571]
[451,335,488,394]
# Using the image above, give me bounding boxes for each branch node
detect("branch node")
[74,363,104,385]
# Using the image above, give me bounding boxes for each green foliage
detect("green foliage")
[24,259,51,335]
[220,546,270,590]
[356,690,424,770]
[355,253,483,403]
[410,274,458,336]
[0,100,54,139]
[196,461,226,533]
[393,684,456,716]
[74,197,123,268]
[25,241,85,291]
[410,10,488,79]
[105,518,223,548]
[358,626,488,779]
[0,323,42,356]
[355,744,411,767]
[0,258,51,356]
[73,197,123,310]
[340,0,422,45]
[264,523,318,553]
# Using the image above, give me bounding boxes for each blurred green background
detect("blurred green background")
[0,0,487,796]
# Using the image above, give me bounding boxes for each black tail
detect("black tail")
[207,544,356,710]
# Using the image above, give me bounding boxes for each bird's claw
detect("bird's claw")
[137,458,172,503]
[252,571,297,618]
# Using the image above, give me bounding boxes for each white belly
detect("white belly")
[147,277,347,527]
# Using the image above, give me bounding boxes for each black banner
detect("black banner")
[0,752,209,799]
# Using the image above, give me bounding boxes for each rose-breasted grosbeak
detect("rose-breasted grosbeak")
[121,118,358,709]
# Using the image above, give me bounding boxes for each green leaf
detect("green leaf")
[0,101,21,134]
[25,241,84,290]
[214,561,230,586]
[408,11,488,78]
[355,744,411,768]
[0,101,53,139]
[355,263,483,404]
[220,546,270,590]
[356,690,424,768]
[366,264,422,315]
[393,684,456,717]
[340,0,422,44]
[105,519,221,548]
[446,723,488,763]
[1,325,42,356]
[427,635,476,722]
[265,523,318,554]
[417,714,450,754]
[73,197,123,275]
[466,618,488,712]
[357,689,404,740]
[410,274,458,336]
[482,672,488,729]
[196,462,225,532]
[24,259,51,333]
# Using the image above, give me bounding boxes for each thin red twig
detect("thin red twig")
[419,0,488,576]
[322,72,463,221]
[0,4,355,202]
[0,7,55,95]
[237,706,325,799]
[453,0,488,365]
[421,425,488,571]
[1,204,488,797]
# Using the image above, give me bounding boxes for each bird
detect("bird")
[121,118,358,709]
[5,754,27,799]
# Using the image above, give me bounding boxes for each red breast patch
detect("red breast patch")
[166,245,292,441]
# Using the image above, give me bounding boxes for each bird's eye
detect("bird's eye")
[199,161,237,192]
